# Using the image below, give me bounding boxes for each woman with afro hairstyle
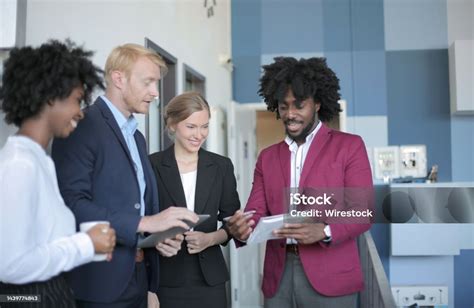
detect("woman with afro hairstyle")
[0,40,116,307]
[227,57,373,308]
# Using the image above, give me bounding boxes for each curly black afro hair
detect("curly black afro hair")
[258,57,342,122]
[0,39,104,126]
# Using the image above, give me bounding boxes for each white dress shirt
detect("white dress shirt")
[286,121,322,190]
[0,136,94,284]
[285,121,331,243]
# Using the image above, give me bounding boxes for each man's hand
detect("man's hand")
[273,223,326,244]
[155,234,184,257]
[138,207,198,233]
[226,210,255,242]
[184,231,213,254]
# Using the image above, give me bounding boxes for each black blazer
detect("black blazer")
[149,146,240,287]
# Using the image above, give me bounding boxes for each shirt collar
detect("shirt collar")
[101,95,137,135]
[124,116,138,136]
[285,121,322,151]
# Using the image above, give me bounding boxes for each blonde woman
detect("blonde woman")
[149,92,240,308]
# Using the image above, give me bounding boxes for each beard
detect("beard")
[285,116,318,144]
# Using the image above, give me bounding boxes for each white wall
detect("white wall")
[447,0,474,44]
[0,120,17,147]
[24,0,232,144]
[0,50,16,147]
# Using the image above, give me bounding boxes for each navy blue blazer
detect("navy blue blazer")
[52,97,159,303]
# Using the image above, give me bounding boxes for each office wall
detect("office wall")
[454,249,474,308]
[447,0,474,182]
[0,0,232,149]
[445,3,474,305]
[232,0,473,183]
[231,0,473,307]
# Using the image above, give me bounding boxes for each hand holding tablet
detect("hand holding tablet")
[138,214,210,248]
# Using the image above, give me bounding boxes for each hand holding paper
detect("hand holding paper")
[273,222,326,244]
[246,214,307,244]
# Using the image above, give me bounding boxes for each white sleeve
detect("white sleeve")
[0,159,95,284]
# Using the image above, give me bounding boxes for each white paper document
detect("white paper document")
[247,214,305,244]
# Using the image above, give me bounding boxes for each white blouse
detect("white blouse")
[180,170,197,213]
[0,136,94,284]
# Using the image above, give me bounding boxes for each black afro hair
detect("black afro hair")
[0,39,104,126]
[258,57,342,122]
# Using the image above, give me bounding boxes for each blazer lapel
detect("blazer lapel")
[194,150,217,214]
[278,142,291,188]
[96,98,135,168]
[277,142,292,214]
[159,146,187,208]
[299,124,332,187]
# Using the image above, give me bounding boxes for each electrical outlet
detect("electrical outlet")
[391,285,448,307]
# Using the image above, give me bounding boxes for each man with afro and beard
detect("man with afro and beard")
[227,57,373,308]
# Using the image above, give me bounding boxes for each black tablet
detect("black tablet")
[137,214,210,248]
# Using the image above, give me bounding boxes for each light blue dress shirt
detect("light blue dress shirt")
[101,95,146,217]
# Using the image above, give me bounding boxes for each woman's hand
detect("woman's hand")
[147,291,159,308]
[87,224,116,260]
[184,231,213,254]
[155,234,184,257]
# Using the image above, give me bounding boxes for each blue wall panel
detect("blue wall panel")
[451,116,474,181]
[384,0,448,51]
[232,55,262,103]
[232,0,262,103]
[351,0,385,51]
[261,0,324,54]
[454,250,474,308]
[352,50,387,116]
[386,49,452,181]
[322,0,352,52]
[325,51,354,115]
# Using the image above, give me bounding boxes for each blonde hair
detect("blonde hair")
[104,43,167,86]
[165,92,211,134]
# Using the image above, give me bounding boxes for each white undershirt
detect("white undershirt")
[180,170,197,213]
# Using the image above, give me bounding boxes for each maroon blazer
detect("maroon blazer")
[241,124,373,297]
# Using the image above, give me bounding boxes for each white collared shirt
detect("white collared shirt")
[285,121,322,189]
[284,122,331,243]
[0,136,94,284]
